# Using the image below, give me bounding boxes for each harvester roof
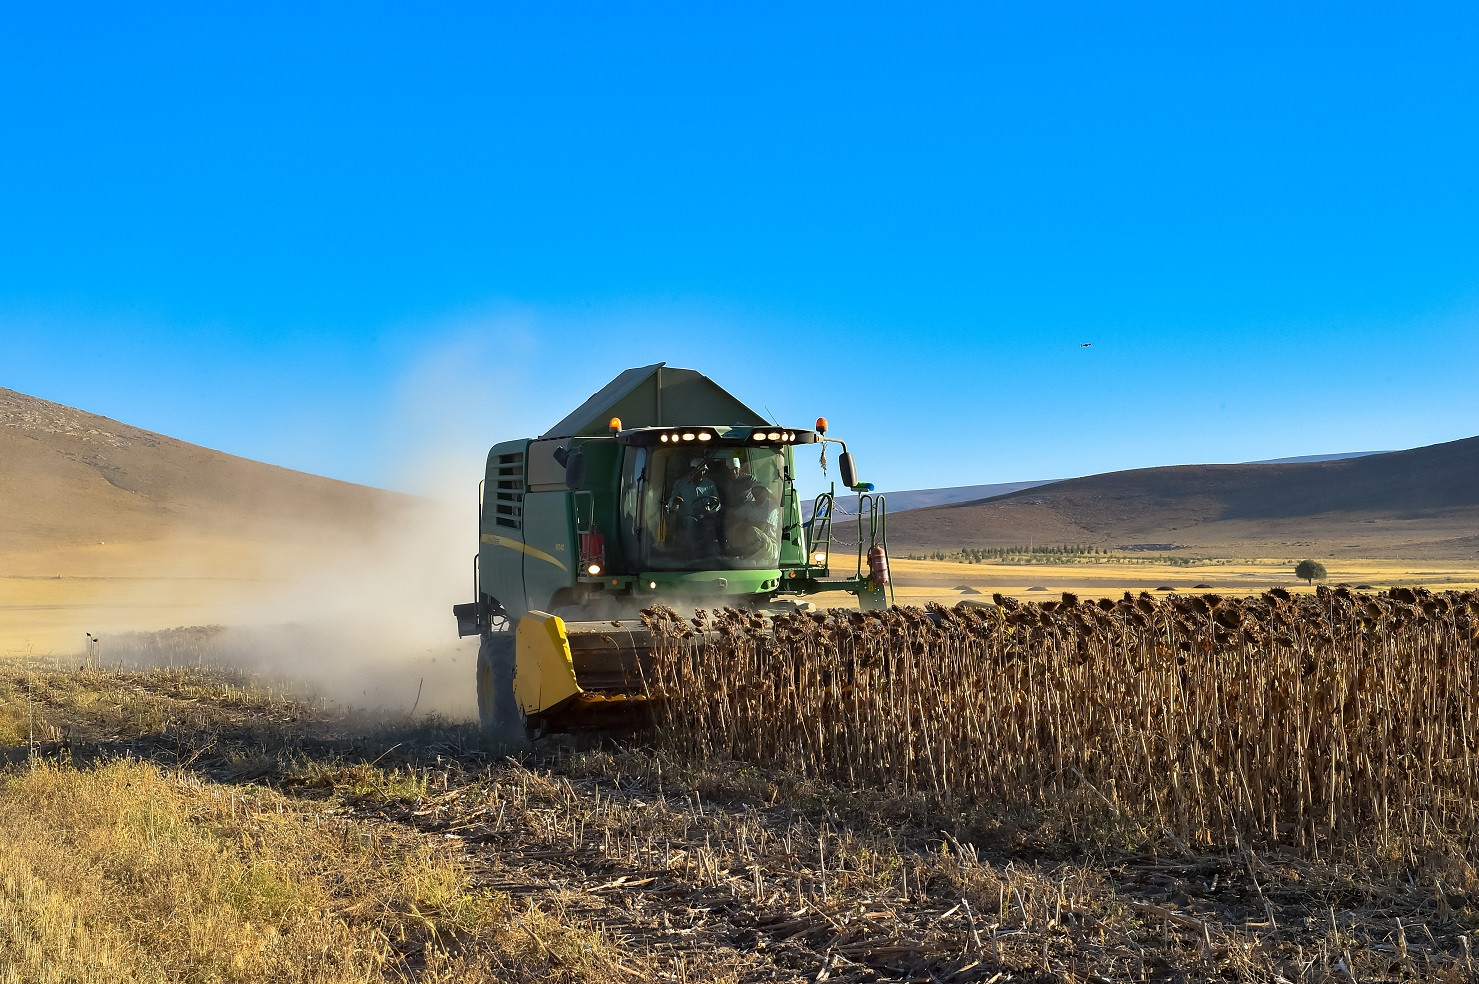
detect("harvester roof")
[542,363,770,439]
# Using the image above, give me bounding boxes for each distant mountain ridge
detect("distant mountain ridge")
[1246,451,1384,465]
[823,480,1058,517]
[833,452,1382,519]
[846,438,1479,561]
[5,382,1462,569]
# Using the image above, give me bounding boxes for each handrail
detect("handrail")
[855,492,894,605]
[472,551,482,629]
[806,490,835,572]
[474,478,486,629]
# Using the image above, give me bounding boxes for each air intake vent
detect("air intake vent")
[492,452,524,530]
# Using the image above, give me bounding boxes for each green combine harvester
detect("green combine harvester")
[452,363,893,740]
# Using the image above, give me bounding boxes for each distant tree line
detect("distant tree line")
[901,546,1219,567]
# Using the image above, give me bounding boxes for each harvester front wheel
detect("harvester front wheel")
[475,632,527,747]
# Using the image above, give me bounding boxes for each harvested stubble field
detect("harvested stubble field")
[2,594,1478,982]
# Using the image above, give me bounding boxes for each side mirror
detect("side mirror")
[564,450,586,488]
[839,452,859,490]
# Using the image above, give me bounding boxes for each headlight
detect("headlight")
[586,563,602,576]
[811,551,827,565]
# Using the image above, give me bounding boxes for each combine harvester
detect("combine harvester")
[453,363,893,741]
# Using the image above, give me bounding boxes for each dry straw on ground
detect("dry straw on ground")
[7,651,1478,980]
[645,586,1479,874]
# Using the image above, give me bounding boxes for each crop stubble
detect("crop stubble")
[8,629,1479,980]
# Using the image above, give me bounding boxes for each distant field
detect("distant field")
[0,538,475,717]
[0,538,304,653]
[0,385,417,655]
[887,556,1479,606]
[12,550,1479,653]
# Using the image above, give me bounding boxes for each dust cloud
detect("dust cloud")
[198,338,502,717]
[237,496,477,717]
[66,335,522,719]
[91,497,478,717]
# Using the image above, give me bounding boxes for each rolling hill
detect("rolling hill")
[0,386,417,650]
[818,480,1057,518]
[0,386,407,564]
[825,452,1382,519]
[873,435,1479,560]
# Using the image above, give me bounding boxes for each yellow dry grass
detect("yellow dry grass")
[0,756,635,984]
[0,661,649,983]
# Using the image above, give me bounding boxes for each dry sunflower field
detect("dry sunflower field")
[646,586,1479,872]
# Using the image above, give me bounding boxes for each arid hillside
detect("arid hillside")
[0,387,424,651]
[0,386,406,562]
[875,434,1479,560]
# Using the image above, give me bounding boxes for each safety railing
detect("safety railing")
[854,492,894,605]
[805,491,835,572]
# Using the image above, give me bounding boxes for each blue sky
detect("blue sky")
[3,2,1477,498]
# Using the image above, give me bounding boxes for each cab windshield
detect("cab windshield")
[630,446,784,571]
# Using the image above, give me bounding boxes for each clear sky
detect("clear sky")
[3,2,1476,499]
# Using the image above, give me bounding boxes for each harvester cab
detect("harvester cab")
[451,363,892,741]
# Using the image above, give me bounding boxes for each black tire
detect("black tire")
[475,632,527,747]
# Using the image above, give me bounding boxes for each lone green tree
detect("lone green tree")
[1295,559,1327,585]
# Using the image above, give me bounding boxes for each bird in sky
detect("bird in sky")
[1080,343,1093,348]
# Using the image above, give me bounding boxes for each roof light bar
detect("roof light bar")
[619,427,814,446]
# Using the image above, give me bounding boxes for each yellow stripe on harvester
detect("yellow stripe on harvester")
[480,532,568,572]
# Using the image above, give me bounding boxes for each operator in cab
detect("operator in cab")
[664,455,724,559]
[719,453,779,562]
[657,449,782,568]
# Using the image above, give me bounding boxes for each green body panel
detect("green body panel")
[521,491,576,612]
[569,437,627,570]
[628,568,782,596]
